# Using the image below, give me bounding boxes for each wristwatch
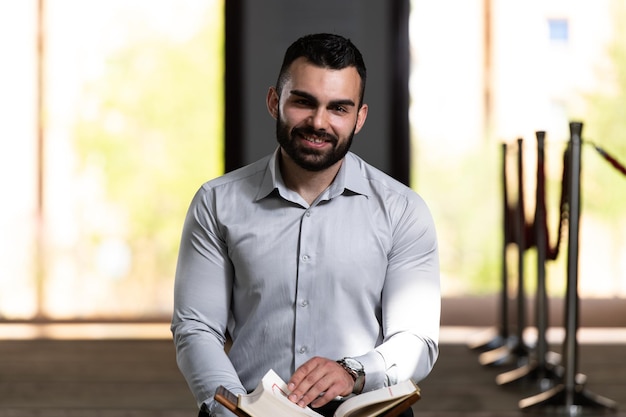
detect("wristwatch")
[337,357,366,394]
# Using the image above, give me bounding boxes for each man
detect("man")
[171,33,440,417]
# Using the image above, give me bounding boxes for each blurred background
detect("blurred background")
[1,0,625,327]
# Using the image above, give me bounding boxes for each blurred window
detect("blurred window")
[0,0,224,320]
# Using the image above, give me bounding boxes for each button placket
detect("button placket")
[294,208,315,367]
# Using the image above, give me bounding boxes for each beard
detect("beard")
[275,116,355,172]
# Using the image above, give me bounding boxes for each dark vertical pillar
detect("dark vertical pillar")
[389,0,411,186]
[224,0,244,173]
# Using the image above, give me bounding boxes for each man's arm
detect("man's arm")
[373,193,440,386]
[340,192,439,393]
[171,187,246,414]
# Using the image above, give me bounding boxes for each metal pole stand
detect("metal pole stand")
[519,122,617,415]
[479,138,532,367]
[496,132,561,389]
[468,143,516,353]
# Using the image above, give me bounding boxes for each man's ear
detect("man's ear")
[266,87,279,119]
[354,103,368,134]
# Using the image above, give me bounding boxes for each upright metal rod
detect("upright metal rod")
[479,139,530,367]
[468,143,510,352]
[563,122,582,405]
[507,137,532,363]
[515,137,526,347]
[519,121,617,414]
[500,143,510,342]
[496,132,562,387]
[534,131,549,371]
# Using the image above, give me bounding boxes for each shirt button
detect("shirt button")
[302,255,309,262]
[298,346,308,354]
[305,211,311,217]
[300,300,309,307]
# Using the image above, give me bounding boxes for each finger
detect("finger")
[309,365,354,407]
[288,357,321,392]
[290,359,353,408]
[309,386,343,409]
[288,359,327,406]
[295,372,334,408]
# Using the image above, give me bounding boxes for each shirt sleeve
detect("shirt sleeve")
[356,192,440,391]
[170,186,246,411]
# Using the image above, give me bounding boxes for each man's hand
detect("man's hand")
[287,357,355,409]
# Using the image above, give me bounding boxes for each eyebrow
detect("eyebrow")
[290,89,356,108]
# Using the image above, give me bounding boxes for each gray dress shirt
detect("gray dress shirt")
[171,149,440,414]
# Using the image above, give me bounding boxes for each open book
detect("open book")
[215,369,420,417]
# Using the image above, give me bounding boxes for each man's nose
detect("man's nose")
[309,107,329,130]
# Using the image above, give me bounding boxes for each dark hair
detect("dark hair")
[275,33,367,107]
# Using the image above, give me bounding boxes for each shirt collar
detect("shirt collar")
[328,152,371,199]
[255,148,283,201]
[255,148,371,202]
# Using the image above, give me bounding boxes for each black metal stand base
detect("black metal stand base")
[496,358,563,389]
[467,328,510,352]
[478,337,530,367]
[495,356,587,387]
[519,383,618,416]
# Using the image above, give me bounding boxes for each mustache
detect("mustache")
[292,127,337,144]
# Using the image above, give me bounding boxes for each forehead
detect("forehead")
[283,57,361,101]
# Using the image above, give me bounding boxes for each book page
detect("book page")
[339,397,406,417]
[335,380,419,417]
[238,370,322,417]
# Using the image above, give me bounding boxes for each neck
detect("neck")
[279,151,343,205]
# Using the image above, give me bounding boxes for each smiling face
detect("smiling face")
[267,57,368,172]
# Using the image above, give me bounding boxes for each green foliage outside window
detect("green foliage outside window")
[71,4,223,316]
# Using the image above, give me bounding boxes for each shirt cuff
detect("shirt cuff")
[353,350,387,392]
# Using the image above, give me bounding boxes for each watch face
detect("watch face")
[344,358,364,372]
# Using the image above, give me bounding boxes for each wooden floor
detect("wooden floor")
[1,332,624,417]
